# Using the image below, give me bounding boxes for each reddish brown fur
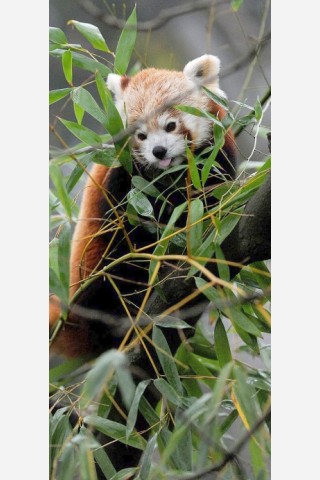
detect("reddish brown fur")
[69,164,111,297]
[50,164,112,357]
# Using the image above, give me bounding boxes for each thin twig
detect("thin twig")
[78,0,229,32]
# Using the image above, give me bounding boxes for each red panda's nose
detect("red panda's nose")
[152,146,168,160]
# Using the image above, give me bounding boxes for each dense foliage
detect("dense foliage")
[49,6,271,479]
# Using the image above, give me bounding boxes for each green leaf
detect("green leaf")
[74,102,84,124]
[114,6,137,74]
[62,50,73,85]
[92,150,121,168]
[194,277,223,306]
[139,434,157,480]
[206,363,233,423]
[152,326,184,395]
[84,415,147,450]
[214,243,230,281]
[139,396,160,427]
[127,188,154,218]
[202,86,230,111]
[50,49,111,76]
[56,441,76,480]
[110,468,138,480]
[95,70,108,111]
[93,447,117,480]
[231,0,244,11]
[80,349,128,409]
[49,267,66,305]
[255,97,263,121]
[49,26,67,44]
[186,145,201,189]
[154,316,193,330]
[49,163,73,219]
[214,317,232,367]
[188,198,204,255]
[49,237,59,278]
[154,378,183,406]
[77,429,99,480]
[58,222,71,301]
[71,87,108,127]
[68,20,110,52]
[131,176,165,200]
[66,154,92,192]
[175,105,224,128]
[225,305,262,337]
[49,356,87,384]
[201,124,225,184]
[186,351,217,390]
[49,88,72,105]
[59,118,102,146]
[126,379,151,440]
[149,201,187,279]
[103,86,124,135]
[51,412,73,467]
[214,213,241,244]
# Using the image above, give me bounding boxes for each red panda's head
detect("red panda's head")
[107,55,226,170]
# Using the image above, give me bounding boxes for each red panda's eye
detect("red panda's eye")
[165,122,176,133]
[137,132,147,141]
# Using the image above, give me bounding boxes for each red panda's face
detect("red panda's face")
[107,55,226,170]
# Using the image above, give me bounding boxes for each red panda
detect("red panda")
[49,54,237,359]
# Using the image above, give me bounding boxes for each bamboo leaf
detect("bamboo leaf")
[154,378,183,406]
[68,20,110,52]
[131,176,165,200]
[139,433,157,480]
[188,198,204,255]
[152,326,184,395]
[114,7,137,74]
[93,447,117,480]
[149,201,187,279]
[126,380,151,440]
[186,145,201,189]
[49,163,73,219]
[127,188,154,218]
[49,88,72,105]
[56,442,76,480]
[214,243,230,281]
[49,26,67,44]
[59,118,102,146]
[62,50,73,85]
[74,102,84,124]
[154,316,193,330]
[50,49,111,76]
[80,349,128,409]
[110,468,138,480]
[71,87,108,126]
[214,317,232,367]
[254,97,263,121]
[95,70,108,111]
[66,153,93,193]
[84,415,147,450]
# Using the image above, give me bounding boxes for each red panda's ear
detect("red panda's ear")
[107,73,130,99]
[183,54,221,88]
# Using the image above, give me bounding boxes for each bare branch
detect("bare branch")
[78,0,228,32]
[221,32,271,79]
